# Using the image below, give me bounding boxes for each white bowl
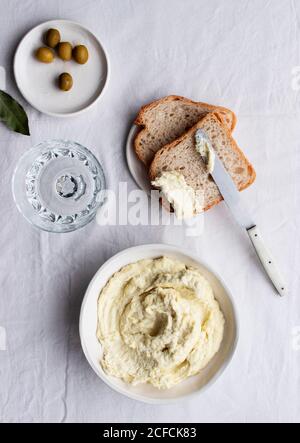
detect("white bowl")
[14,19,109,117]
[79,244,238,404]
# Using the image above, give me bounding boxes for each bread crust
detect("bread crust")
[149,112,256,213]
[134,95,237,166]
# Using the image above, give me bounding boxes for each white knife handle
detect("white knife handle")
[247,225,287,297]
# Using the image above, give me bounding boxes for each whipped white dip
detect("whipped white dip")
[97,257,225,389]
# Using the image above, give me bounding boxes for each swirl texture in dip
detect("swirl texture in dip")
[97,257,224,389]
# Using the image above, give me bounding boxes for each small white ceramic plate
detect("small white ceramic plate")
[126,124,151,194]
[14,20,109,117]
[79,244,238,404]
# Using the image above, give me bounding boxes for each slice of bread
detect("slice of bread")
[149,113,256,212]
[134,95,237,166]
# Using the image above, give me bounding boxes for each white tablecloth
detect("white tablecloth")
[0,0,299,423]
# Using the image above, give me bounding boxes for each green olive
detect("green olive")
[45,28,60,48]
[35,47,54,63]
[73,45,89,64]
[57,42,72,61]
[58,72,73,91]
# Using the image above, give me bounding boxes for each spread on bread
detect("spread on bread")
[151,171,203,219]
[195,129,215,174]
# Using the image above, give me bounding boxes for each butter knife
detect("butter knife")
[196,129,287,297]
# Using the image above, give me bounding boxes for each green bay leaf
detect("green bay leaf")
[0,90,30,136]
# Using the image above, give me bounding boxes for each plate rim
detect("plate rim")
[79,243,239,404]
[13,19,110,118]
[126,123,151,194]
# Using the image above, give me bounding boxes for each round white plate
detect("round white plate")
[126,124,151,194]
[14,20,109,117]
[79,244,238,404]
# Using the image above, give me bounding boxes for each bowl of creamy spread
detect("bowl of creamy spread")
[79,244,238,403]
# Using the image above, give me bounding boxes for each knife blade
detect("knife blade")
[196,129,287,297]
